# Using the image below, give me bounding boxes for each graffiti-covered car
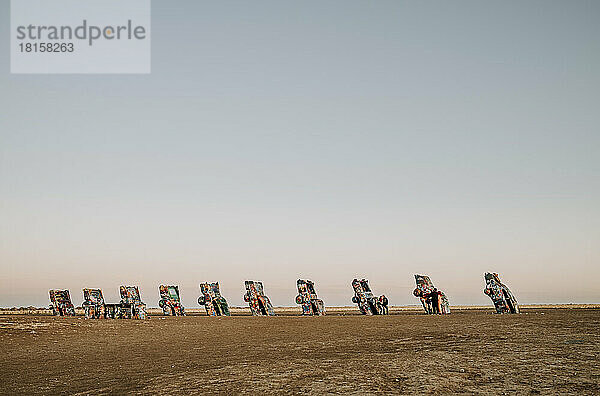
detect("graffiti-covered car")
[119,286,148,319]
[48,289,76,316]
[295,279,325,315]
[413,275,450,314]
[198,282,230,316]
[243,281,275,316]
[351,278,379,315]
[484,272,520,314]
[82,288,106,319]
[158,285,185,316]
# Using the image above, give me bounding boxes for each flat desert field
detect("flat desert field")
[1,308,598,395]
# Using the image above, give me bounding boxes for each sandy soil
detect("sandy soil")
[1,308,598,395]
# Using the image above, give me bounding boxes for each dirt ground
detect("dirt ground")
[1,308,598,395]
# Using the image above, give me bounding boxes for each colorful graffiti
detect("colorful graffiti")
[484,272,520,314]
[351,278,380,315]
[243,281,275,316]
[48,289,76,316]
[158,285,185,316]
[295,279,325,315]
[413,275,450,314]
[198,282,230,316]
[119,286,148,319]
[82,288,106,319]
[82,287,148,319]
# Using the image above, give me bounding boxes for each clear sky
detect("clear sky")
[1,1,598,308]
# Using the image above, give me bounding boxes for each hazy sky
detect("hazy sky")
[1,1,598,308]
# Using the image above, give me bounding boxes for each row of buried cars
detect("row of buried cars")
[48,280,323,319]
[48,273,520,319]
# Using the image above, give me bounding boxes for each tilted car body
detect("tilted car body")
[82,288,106,319]
[82,287,148,319]
[119,286,148,319]
[351,278,379,315]
[48,289,76,316]
[243,280,275,316]
[295,279,325,316]
[413,275,450,314]
[198,282,230,316]
[484,272,520,314]
[158,285,185,316]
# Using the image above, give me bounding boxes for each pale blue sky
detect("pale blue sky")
[1,1,598,307]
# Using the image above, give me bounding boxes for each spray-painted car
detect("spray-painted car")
[82,288,106,319]
[243,281,275,316]
[484,272,520,314]
[119,286,148,319]
[158,285,185,316]
[48,289,76,316]
[412,275,450,314]
[351,278,379,315]
[295,279,325,315]
[82,287,147,319]
[198,282,230,316]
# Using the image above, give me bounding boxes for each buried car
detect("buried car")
[48,289,76,316]
[351,278,379,315]
[243,280,275,316]
[413,275,450,314]
[119,285,148,319]
[198,282,230,316]
[82,288,107,319]
[295,279,325,316]
[484,272,520,314]
[158,285,185,316]
[83,288,148,319]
